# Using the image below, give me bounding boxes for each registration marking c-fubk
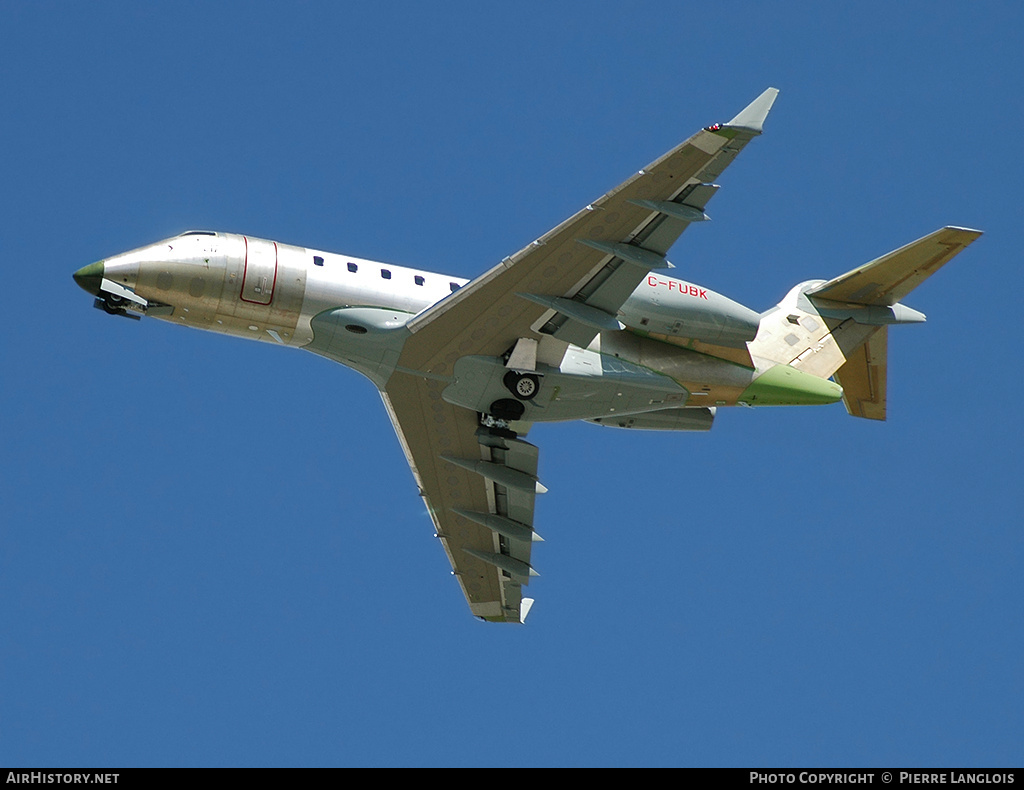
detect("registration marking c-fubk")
[647,276,708,300]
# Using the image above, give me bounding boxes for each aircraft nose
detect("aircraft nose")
[73,261,104,296]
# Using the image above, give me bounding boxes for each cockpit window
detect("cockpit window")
[180,230,217,236]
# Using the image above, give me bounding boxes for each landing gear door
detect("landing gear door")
[241,237,278,305]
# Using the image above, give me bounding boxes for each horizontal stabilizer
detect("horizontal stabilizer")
[808,226,982,306]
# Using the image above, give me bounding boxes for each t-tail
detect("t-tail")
[747,226,982,420]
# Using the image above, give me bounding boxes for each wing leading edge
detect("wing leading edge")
[383,89,779,621]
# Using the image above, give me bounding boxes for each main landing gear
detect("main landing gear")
[503,370,540,401]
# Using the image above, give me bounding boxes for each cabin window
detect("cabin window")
[414,275,425,286]
[347,262,358,273]
[381,269,392,279]
[313,256,324,267]
[450,282,461,292]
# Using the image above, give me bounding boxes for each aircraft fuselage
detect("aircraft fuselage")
[75,230,819,426]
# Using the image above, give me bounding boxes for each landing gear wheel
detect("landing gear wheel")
[101,294,124,315]
[504,371,540,401]
[489,398,526,422]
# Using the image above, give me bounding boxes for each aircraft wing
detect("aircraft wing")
[383,89,778,622]
[382,383,543,622]
[403,87,780,358]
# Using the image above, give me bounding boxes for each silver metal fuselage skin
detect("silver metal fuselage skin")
[99,231,456,348]
[94,231,769,423]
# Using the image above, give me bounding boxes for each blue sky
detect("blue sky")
[2,1,1021,767]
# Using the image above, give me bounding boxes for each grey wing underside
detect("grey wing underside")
[382,381,543,623]
[381,89,779,622]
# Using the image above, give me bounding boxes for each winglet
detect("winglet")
[725,87,779,134]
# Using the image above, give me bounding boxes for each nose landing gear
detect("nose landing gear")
[95,293,141,321]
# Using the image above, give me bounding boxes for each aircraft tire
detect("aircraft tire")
[489,398,526,421]
[504,371,540,401]
[101,295,124,315]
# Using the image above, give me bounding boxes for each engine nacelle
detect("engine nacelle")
[620,275,759,348]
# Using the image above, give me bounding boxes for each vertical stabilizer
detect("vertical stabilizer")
[833,327,888,421]
[748,226,981,420]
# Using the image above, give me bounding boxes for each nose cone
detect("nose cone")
[73,261,104,295]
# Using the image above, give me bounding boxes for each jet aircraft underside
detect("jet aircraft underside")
[74,89,982,622]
